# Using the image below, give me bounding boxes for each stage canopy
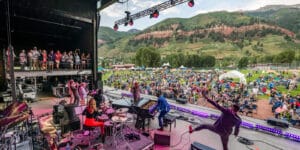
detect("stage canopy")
[219,70,247,85]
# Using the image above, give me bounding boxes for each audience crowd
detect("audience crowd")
[6,46,92,71]
[104,69,300,127]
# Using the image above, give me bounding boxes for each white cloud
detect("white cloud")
[161,7,181,15]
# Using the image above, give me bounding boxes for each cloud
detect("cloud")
[161,7,181,15]
[101,4,124,18]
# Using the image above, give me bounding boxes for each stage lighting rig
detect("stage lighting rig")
[114,0,195,27]
[188,0,194,7]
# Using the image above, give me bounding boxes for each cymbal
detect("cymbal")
[116,108,128,114]
[111,116,127,123]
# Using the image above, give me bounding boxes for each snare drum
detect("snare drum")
[104,121,113,136]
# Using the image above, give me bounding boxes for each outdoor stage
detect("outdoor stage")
[26,87,300,150]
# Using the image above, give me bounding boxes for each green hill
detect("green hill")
[98,26,139,43]
[98,5,300,63]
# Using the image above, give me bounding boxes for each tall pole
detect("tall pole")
[6,0,17,100]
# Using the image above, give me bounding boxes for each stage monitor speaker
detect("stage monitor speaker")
[267,118,289,128]
[154,131,170,146]
[176,98,188,104]
[190,142,216,150]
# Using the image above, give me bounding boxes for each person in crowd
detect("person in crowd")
[81,53,86,70]
[54,50,62,69]
[61,51,68,69]
[150,90,170,131]
[42,50,47,70]
[131,82,141,105]
[67,51,74,69]
[86,53,91,69]
[19,49,27,71]
[82,98,105,143]
[27,49,33,70]
[32,46,40,70]
[74,52,80,70]
[190,89,241,150]
[38,49,43,70]
[47,50,55,72]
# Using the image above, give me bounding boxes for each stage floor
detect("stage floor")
[29,95,299,150]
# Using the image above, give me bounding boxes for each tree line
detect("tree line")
[134,47,216,68]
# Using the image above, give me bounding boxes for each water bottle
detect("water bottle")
[66,142,71,150]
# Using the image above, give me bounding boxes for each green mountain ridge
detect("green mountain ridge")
[98,5,300,63]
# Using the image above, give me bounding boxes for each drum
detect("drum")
[104,121,113,136]
[98,114,109,122]
[105,108,115,118]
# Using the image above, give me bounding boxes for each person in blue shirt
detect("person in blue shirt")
[151,91,170,131]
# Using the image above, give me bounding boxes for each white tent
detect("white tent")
[219,70,247,85]
[179,65,186,69]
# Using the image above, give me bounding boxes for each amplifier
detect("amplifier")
[267,118,289,128]
[190,142,216,150]
[154,131,170,146]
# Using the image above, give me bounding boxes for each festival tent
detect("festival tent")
[219,70,247,85]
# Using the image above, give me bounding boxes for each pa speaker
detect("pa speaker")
[154,131,170,146]
[267,118,289,128]
[190,141,216,150]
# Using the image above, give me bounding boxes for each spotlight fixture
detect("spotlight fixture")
[170,0,175,5]
[113,24,118,31]
[151,10,159,18]
[124,22,128,26]
[188,0,194,7]
[129,19,133,26]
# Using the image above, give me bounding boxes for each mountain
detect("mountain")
[98,5,300,62]
[246,5,300,34]
[98,26,137,44]
[127,29,141,34]
[254,4,300,12]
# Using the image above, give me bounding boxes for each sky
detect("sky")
[100,0,300,31]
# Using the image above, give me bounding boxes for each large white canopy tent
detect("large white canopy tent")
[219,70,247,85]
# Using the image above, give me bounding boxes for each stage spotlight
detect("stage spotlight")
[188,0,194,7]
[113,24,118,31]
[124,22,128,26]
[171,0,175,5]
[129,19,133,26]
[152,10,159,18]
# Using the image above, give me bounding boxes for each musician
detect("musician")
[131,82,141,105]
[82,98,105,142]
[189,89,241,150]
[68,80,80,106]
[78,82,88,105]
[151,91,170,131]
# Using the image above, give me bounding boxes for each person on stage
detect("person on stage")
[82,98,105,142]
[189,89,242,150]
[131,82,141,105]
[151,91,170,131]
